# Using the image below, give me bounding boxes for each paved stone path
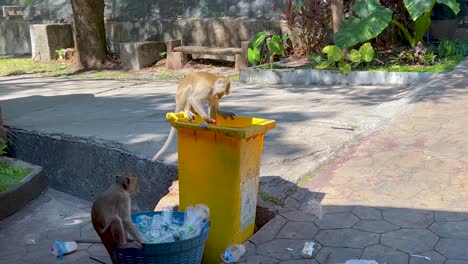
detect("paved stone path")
[0,188,111,264]
[242,62,468,263]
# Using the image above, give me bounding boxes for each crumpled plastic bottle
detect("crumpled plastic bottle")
[51,240,78,259]
[220,244,246,263]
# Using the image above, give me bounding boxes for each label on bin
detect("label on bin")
[240,177,257,231]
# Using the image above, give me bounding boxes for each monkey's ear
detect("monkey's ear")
[122,177,130,191]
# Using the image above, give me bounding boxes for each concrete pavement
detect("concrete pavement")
[0,74,415,203]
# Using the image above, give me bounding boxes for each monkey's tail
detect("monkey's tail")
[152,127,176,161]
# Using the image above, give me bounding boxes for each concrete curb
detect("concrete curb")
[240,67,441,85]
[10,128,178,211]
[0,158,46,220]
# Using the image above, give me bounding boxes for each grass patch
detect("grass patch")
[256,63,283,70]
[157,70,184,79]
[0,161,33,192]
[0,56,68,77]
[284,186,298,197]
[260,192,285,206]
[367,56,464,73]
[297,173,315,187]
[229,74,240,82]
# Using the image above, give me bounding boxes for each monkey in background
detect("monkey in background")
[152,72,235,161]
[154,180,179,211]
[91,171,144,264]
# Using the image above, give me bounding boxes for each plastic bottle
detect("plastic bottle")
[151,229,175,243]
[183,204,209,238]
[51,240,78,259]
[220,244,246,263]
[162,206,173,231]
[151,214,163,228]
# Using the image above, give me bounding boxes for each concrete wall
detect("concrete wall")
[0,17,31,55]
[0,17,286,55]
[0,0,283,20]
[11,129,178,211]
[106,18,287,53]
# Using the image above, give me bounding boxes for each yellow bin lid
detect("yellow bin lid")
[165,112,276,139]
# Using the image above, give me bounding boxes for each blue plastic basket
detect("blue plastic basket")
[114,211,210,264]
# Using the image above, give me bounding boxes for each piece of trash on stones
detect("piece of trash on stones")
[410,254,431,261]
[303,199,323,219]
[221,244,246,263]
[286,248,294,251]
[344,260,379,264]
[301,242,315,258]
[51,240,78,259]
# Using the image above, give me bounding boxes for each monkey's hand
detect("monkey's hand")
[186,110,196,121]
[219,111,236,120]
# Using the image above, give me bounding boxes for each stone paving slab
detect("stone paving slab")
[0,188,110,264]
[242,60,468,263]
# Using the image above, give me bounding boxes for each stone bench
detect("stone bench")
[120,41,166,70]
[166,40,251,71]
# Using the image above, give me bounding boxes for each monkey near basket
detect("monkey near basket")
[114,211,210,264]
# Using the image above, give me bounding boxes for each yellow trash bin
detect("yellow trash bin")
[165,112,276,264]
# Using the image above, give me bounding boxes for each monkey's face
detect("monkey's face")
[119,172,139,193]
[129,175,139,193]
[213,78,230,99]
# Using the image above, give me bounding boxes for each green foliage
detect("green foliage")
[0,160,33,192]
[421,52,437,65]
[323,45,343,62]
[334,0,460,48]
[438,39,468,58]
[349,49,362,63]
[359,43,375,62]
[334,0,393,48]
[307,54,322,63]
[248,32,285,69]
[159,51,167,59]
[338,60,352,74]
[55,49,66,60]
[317,43,375,74]
[0,139,7,156]
[248,32,267,65]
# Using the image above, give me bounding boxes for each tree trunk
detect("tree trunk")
[330,0,345,33]
[71,0,108,70]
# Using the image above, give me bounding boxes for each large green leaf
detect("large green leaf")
[403,0,434,21]
[338,61,352,74]
[436,0,460,14]
[322,45,344,62]
[247,48,260,64]
[268,35,284,55]
[252,32,267,49]
[349,49,362,63]
[334,0,393,48]
[359,43,375,62]
[315,61,331,70]
[404,0,459,21]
